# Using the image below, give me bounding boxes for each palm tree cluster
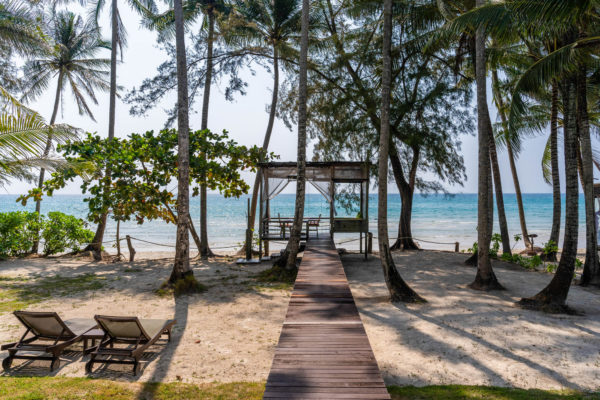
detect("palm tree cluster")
[436,0,600,311]
[2,0,599,307]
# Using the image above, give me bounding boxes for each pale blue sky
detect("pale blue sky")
[3,5,563,195]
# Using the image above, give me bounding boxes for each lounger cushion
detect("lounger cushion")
[18,314,67,337]
[139,319,171,339]
[101,320,143,339]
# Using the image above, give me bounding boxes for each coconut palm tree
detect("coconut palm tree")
[274,0,307,271]
[469,0,503,291]
[0,0,44,55]
[21,10,111,253]
[171,0,194,282]
[87,0,158,255]
[146,0,229,257]
[228,0,302,253]
[379,0,424,302]
[448,0,600,306]
[0,87,79,188]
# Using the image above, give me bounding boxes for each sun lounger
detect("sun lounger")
[1,311,96,371]
[85,315,176,375]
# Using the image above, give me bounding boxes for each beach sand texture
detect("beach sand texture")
[0,250,598,390]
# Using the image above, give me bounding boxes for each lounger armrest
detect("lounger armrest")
[1,342,17,350]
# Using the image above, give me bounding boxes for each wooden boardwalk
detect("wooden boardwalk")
[264,238,390,399]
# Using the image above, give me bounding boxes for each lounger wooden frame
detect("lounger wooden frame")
[86,315,175,376]
[1,311,94,371]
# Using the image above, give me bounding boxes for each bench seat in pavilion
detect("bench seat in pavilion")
[1,311,96,371]
[86,315,176,376]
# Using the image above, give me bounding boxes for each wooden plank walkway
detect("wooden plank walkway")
[264,238,390,399]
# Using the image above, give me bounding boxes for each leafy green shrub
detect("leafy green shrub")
[41,212,94,255]
[0,212,43,258]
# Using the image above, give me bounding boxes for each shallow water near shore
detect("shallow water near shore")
[0,193,587,253]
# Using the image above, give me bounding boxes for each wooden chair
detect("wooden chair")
[85,315,176,376]
[1,311,96,371]
[307,214,322,238]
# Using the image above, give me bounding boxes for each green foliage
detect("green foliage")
[490,233,502,257]
[575,258,583,269]
[501,253,543,271]
[542,240,559,257]
[0,211,94,258]
[19,129,270,229]
[0,211,42,258]
[41,212,94,256]
[469,233,502,258]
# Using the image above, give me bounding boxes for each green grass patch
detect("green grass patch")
[0,273,106,314]
[251,266,296,291]
[156,274,207,297]
[0,379,596,400]
[388,385,599,399]
[0,377,264,400]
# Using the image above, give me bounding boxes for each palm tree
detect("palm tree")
[274,0,307,271]
[379,0,424,302]
[146,0,229,257]
[21,11,110,253]
[0,0,44,55]
[171,0,194,282]
[0,88,79,187]
[87,0,158,255]
[470,0,503,291]
[442,0,599,306]
[229,0,302,254]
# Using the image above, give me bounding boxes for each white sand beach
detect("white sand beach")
[0,250,598,390]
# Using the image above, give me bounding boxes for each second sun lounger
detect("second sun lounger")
[85,315,176,375]
[1,311,96,371]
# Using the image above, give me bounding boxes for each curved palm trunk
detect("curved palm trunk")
[491,70,530,249]
[32,71,63,254]
[170,0,193,282]
[547,83,561,262]
[389,145,419,251]
[578,66,600,286]
[275,0,308,271]
[87,0,119,257]
[245,46,279,253]
[519,78,578,313]
[489,132,511,255]
[378,0,423,302]
[199,9,215,257]
[470,0,503,291]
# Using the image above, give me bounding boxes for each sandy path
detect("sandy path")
[343,250,600,391]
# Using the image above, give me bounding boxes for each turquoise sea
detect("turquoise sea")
[0,193,587,252]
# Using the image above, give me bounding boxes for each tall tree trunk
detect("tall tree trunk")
[547,83,561,262]
[389,145,419,251]
[32,71,63,254]
[87,0,119,257]
[245,46,279,252]
[274,0,308,271]
[491,69,531,249]
[378,0,423,302]
[578,66,600,286]
[199,9,215,257]
[489,130,511,255]
[519,77,578,313]
[170,0,193,283]
[470,0,503,291]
